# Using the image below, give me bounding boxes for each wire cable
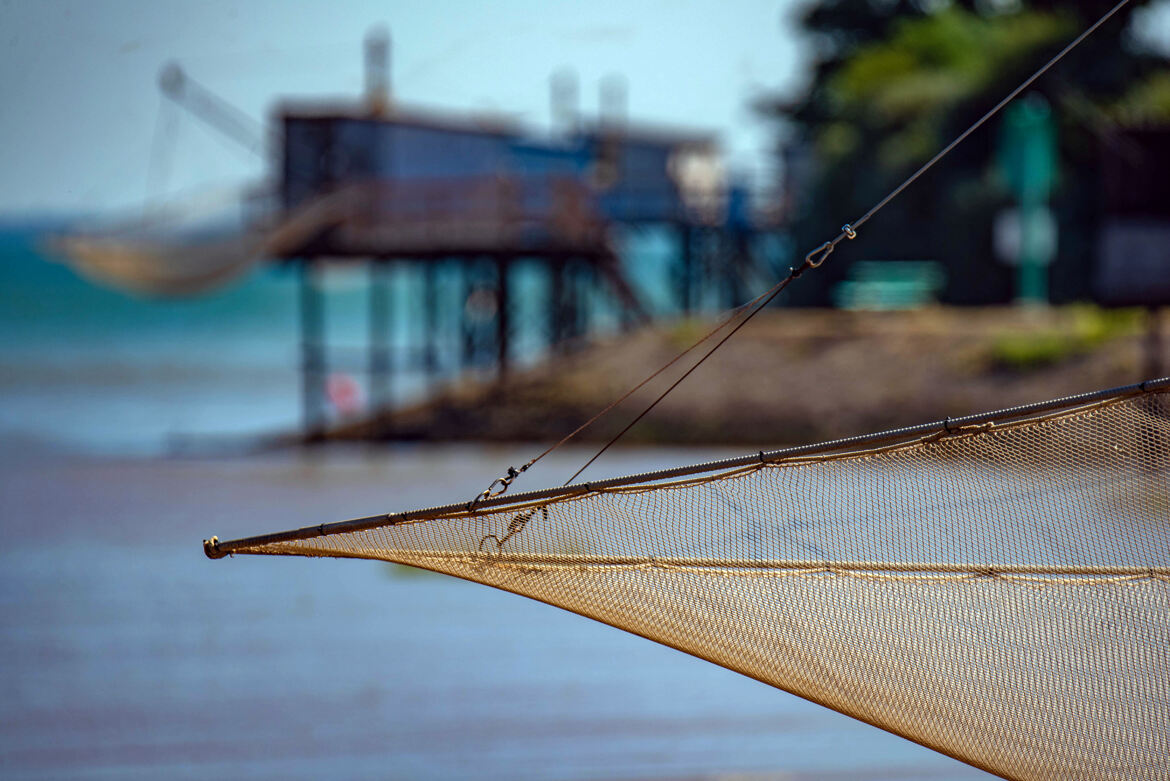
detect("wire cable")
[474,0,1133,500]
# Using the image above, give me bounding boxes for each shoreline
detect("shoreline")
[328,305,1163,447]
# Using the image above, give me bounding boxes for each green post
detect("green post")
[998,93,1057,305]
[1017,203,1049,304]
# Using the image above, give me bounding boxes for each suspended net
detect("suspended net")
[206,380,1170,780]
[48,185,353,297]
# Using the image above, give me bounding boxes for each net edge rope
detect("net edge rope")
[205,376,1170,559]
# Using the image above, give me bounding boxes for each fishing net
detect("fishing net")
[207,384,1170,780]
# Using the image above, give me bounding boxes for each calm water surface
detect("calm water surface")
[0,444,995,780]
[0,231,994,778]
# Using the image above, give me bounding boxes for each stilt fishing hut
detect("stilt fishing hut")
[273,32,763,432]
[51,31,778,434]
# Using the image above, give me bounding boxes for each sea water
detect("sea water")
[0,228,992,779]
[0,227,306,453]
[0,445,995,780]
[0,225,698,454]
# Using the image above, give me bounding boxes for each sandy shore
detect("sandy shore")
[335,306,1163,446]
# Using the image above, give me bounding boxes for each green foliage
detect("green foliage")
[986,305,1142,371]
[827,9,1070,170]
[1109,71,1170,123]
[832,9,1068,120]
[762,0,1170,306]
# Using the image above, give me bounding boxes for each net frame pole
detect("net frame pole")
[205,376,1170,558]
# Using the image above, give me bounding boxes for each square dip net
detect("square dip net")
[206,382,1170,780]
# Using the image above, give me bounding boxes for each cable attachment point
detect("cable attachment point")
[841,223,857,240]
[470,460,533,509]
[805,241,834,268]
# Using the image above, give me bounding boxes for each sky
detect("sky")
[0,0,811,217]
[2,0,1166,219]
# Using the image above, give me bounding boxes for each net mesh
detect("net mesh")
[224,389,1170,780]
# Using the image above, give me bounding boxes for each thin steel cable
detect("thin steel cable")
[469,267,793,505]
[562,0,1132,483]
[845,0,1132,239]
[206,376,1169,555]
[479,0,1132,498]
[562,263,808,486]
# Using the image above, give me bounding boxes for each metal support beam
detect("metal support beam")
[575,261,591,338]
[424,262,439,376]
[563,260,581,344]
[460,259,474,371]
[679,224,694,314]
[369,259,391,410]
[549,259,565,352]
[299,259,325,436]
[496,256,510,377]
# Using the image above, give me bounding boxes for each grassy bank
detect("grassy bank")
[333,306,1163,447]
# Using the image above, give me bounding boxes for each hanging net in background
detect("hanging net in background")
[206,382,1170,780]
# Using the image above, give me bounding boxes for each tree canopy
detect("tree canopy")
[763,0,1170,305]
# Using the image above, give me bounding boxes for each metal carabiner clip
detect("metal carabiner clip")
[805,241,834,268]
[481,477,510,500]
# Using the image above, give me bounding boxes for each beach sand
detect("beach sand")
[345,307,1164,446]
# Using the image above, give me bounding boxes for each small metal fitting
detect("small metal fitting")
[805,241,834,268]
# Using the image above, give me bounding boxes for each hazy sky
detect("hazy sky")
[0,0,811,216]
[3,0,1166,218]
